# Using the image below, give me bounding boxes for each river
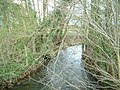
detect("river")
[9,45,93,90]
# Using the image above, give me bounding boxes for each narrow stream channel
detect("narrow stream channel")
[9,45,92,90]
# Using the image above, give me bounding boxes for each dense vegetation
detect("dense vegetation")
[0,0,120,90]
[82,0,120,89]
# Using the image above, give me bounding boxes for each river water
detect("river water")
[9,45,92,90]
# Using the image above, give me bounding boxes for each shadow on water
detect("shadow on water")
[8,45,94,90]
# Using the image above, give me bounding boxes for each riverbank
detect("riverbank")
[7,45,90,90]
[0,30,83,89]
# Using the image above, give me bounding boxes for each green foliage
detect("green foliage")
[0,0,68,86]
[82,0,120,89]
[0,0,38,85]
[1,0,119,89]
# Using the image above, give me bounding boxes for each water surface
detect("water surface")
[9,45,90,90]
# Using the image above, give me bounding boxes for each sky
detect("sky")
[13,0,91,23]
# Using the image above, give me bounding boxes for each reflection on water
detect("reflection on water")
[9,45,90,90]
